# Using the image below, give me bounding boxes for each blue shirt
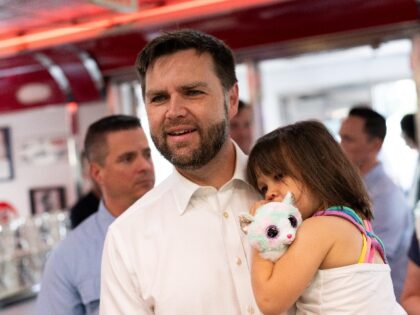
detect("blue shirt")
[35,202,115,315]
[364,162,413,300]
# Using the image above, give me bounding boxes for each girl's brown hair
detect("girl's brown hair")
[246,120,372,220]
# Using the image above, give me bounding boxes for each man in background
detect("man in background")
[339,106,413,301]
[400,113,420,314]
[230,99,254,154]
[401,113,417,150]
[401,113,420,209]
[35,115,155,315]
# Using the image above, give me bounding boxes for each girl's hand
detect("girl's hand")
[250,200,269,215]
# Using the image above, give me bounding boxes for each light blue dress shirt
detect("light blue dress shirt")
[35,202,114,315]
[364,162,413,300]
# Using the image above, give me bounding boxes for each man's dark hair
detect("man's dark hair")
[349,106,386,141]
[84,115,141,165]
[400,113,416,145]
[135,29,237,98]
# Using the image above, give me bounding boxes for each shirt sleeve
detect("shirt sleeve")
[100,227,153,315]
[408,231,420,267]
[35,249,85,315]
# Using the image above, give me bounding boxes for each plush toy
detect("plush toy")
[239,192,303,262]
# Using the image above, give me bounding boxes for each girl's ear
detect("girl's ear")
[369,137,383,153]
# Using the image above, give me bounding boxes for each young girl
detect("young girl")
[246,120,406,315]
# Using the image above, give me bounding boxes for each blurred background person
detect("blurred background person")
[35,115,155,315]
[401,113,420,210]
[339,106,413,301]
[400,113,420,314]
[229,100,254,154]
[69,151,101,229]
[401,113,418,150]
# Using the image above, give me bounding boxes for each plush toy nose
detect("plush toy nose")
[287,234,293,239]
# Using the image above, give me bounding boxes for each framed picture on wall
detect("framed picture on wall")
[0,127,14,181]
[29,186,67,215]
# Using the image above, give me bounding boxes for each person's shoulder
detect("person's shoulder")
[297,216,332,237]
[72,209,101,234]
[44,211,103,277]
[43,228,82,277]
[55,212,100,254]
[367,169,406,199]
[297,215,355,243]
[372,177,408,206]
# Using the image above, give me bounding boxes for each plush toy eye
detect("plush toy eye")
[266,225,279,238]
[288,215,298,228]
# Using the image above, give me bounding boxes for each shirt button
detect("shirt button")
[236,257,242,266]
[247,305,255,314]
[223,211,229,219]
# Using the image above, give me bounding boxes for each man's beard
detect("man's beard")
[151,118,228,170]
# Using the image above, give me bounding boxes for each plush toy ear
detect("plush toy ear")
[283,192,295,205]
[238,212,254,234]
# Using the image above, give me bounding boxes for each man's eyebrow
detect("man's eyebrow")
[116,150,136,160]
[180,82,209,90]
[145,82,209,98]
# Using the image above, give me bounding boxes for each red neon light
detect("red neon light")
[0,0,280,58]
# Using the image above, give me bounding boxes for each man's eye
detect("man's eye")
[150,95,167,103]
[121,154,135,163]
[144,151,152,159]
[186,90,202,96]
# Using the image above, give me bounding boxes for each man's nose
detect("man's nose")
[136,156,154,173]
[166,95,187,119]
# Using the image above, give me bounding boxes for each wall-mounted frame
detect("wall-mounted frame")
[29,186,66,215]
[0,127,14,181]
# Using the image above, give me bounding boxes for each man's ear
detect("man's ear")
[227,83,239,120]
[369,137,383,153]
[89,162,103,185]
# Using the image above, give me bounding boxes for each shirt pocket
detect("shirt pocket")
[79,276,100,315]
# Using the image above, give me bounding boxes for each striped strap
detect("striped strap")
[314,206,387,264]
[358,234,368,264]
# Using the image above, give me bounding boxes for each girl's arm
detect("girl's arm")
[251,217,334,315]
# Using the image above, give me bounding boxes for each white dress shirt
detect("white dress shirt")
[100,144,262,315]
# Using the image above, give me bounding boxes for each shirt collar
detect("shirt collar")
[97,200,116,235]
[173,141,250,215]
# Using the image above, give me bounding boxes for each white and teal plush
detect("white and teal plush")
[240,192,302,262]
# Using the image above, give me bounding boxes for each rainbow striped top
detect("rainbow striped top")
[313,206,387,264]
